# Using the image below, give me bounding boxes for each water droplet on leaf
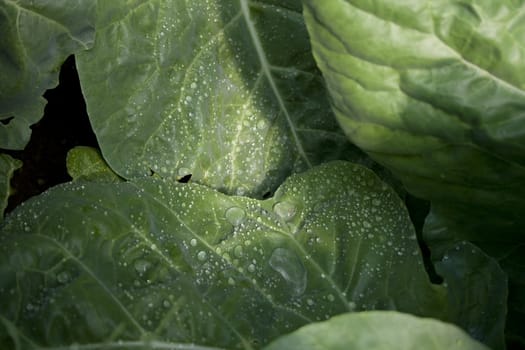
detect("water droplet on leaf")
[134,259,152,275]
[197,251,207,261]
[225,206,246,226]
[233,245,243,258]
[273,201,297,221]
[269,247,307,296]
[56,271,70,284]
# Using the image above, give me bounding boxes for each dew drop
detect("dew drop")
[225,206,246,226]
[163,300,171,308]
[197,251,207,261]
[269,247,307,296]
[248,263,256,273]
[327,294,335,302]
[190,238,197,247]
[273,201,297,221]
[256,119,267,130]
[134,259,152,275]
[233,245,243,258]
[56,271,70,284]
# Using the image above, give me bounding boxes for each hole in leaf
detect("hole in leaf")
[177,174,192,183]
[262,190,272,199]
[3,55,99,213]
[0,116,14,125]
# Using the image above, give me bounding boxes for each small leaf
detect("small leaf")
[0,154,21,220]
[66,146,122,183]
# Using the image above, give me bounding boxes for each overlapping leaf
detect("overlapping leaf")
[66,146,122,183]
[0,0,96,149]
[0,161,498,349]
[76,0,365,197]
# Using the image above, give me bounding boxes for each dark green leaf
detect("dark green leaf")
[0,0,96,149]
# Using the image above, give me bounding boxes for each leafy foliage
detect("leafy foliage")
[0,0,522,349]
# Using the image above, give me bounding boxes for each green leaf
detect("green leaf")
[76,0,365,197]
[0,154,21,220]
[0,161,479,349]
[0,0,96,150]
[66,146,123,183]
[263,311,491,350]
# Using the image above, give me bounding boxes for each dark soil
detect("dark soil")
[2,55,99,213]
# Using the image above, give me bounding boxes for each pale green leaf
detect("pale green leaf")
[66,146,123,183]
[263,311,491,350]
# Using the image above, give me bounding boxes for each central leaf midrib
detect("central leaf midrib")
[239,0,312,168]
